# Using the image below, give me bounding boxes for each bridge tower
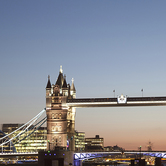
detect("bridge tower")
[46,66,76,151]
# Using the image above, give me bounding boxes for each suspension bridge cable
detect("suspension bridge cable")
[0,108,46,147]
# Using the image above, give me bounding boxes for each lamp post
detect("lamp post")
[139,146,142,159]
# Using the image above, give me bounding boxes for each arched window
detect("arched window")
[52,136,55,142]
[55,125,58,132]
[52,126,55,131]
[59,136,61,142]
[52,113,54,119]
[55,114,58,119]
[59,126,62,131]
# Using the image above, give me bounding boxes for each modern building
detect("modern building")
[75,131,85,151]
[85,135,104,151]
[2,124,47,152]
[2,124,24,134]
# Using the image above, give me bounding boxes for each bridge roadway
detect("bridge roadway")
[67,96,166,107]
[1,151,166,160]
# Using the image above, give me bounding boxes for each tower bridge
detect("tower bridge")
[1,66,166,166]
[43,66,166,165]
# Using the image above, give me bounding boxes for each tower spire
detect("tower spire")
[46,75,51,88]
[60,65,63,73]
[71,78,76,92]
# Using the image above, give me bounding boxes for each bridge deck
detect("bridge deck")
[67,97,166,107]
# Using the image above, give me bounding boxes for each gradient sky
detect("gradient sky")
[1,1,166,150]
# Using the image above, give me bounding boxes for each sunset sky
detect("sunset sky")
[1,1,166,150]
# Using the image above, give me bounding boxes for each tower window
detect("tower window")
[59,136,61,142]
[52,126,55,131]
[55,114,58,119]
[59,126,62,132]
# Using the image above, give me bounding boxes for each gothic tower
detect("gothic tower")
[46,66,76,151]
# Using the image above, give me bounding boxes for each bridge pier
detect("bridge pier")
[130,159,146,166]
[155,157,161,166]
[38,150,74,166]
[74,160,82,166]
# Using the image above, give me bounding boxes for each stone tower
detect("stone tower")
[46,66,76,151]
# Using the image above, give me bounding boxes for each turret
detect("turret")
[62,75,68,96]
[70,78,76,98]
[46,75,52,109]
[56,66,64,94]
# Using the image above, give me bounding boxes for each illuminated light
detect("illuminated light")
[54,154,56,155]
[49,154,51,156]
[45,154,47,156]
[63,154,65,156]
[48,151,50,153]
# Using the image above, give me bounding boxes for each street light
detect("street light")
[139,146,142,159]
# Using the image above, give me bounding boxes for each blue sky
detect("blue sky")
[1,1,166,150]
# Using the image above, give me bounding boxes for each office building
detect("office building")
[85,135,104,151]
[75,131,85,151]
[2,124,47,152]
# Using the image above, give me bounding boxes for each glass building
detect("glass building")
[75,131,85,151]
[2,124,47,152]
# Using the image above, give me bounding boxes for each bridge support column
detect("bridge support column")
[74,160,82,166]
[155,157,161,166]
[131,160,135,166]
[38,150,74,166]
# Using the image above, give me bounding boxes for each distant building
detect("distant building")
[104,145,124,152]
[2,124,47,152]
[85,135,104,151]
[104,146,113,152]
[112,145,124,152]
[75,131,85,151]
[2,124,24,134]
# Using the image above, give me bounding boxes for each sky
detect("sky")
[1,0,166,150]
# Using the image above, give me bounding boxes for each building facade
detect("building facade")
[75,131,85,151]
[85,135,104,151]
[46,66,76,151]
[2,124,47,152]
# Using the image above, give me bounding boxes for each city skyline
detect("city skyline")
[1,1,166,150]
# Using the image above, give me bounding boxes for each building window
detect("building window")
[55,114,58,119]
[55,125,58,132]
[52,136,55,142]
[58,126,62,131]
[52,126,55,131]
[52,113,54,119]
[59,136,61,142]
